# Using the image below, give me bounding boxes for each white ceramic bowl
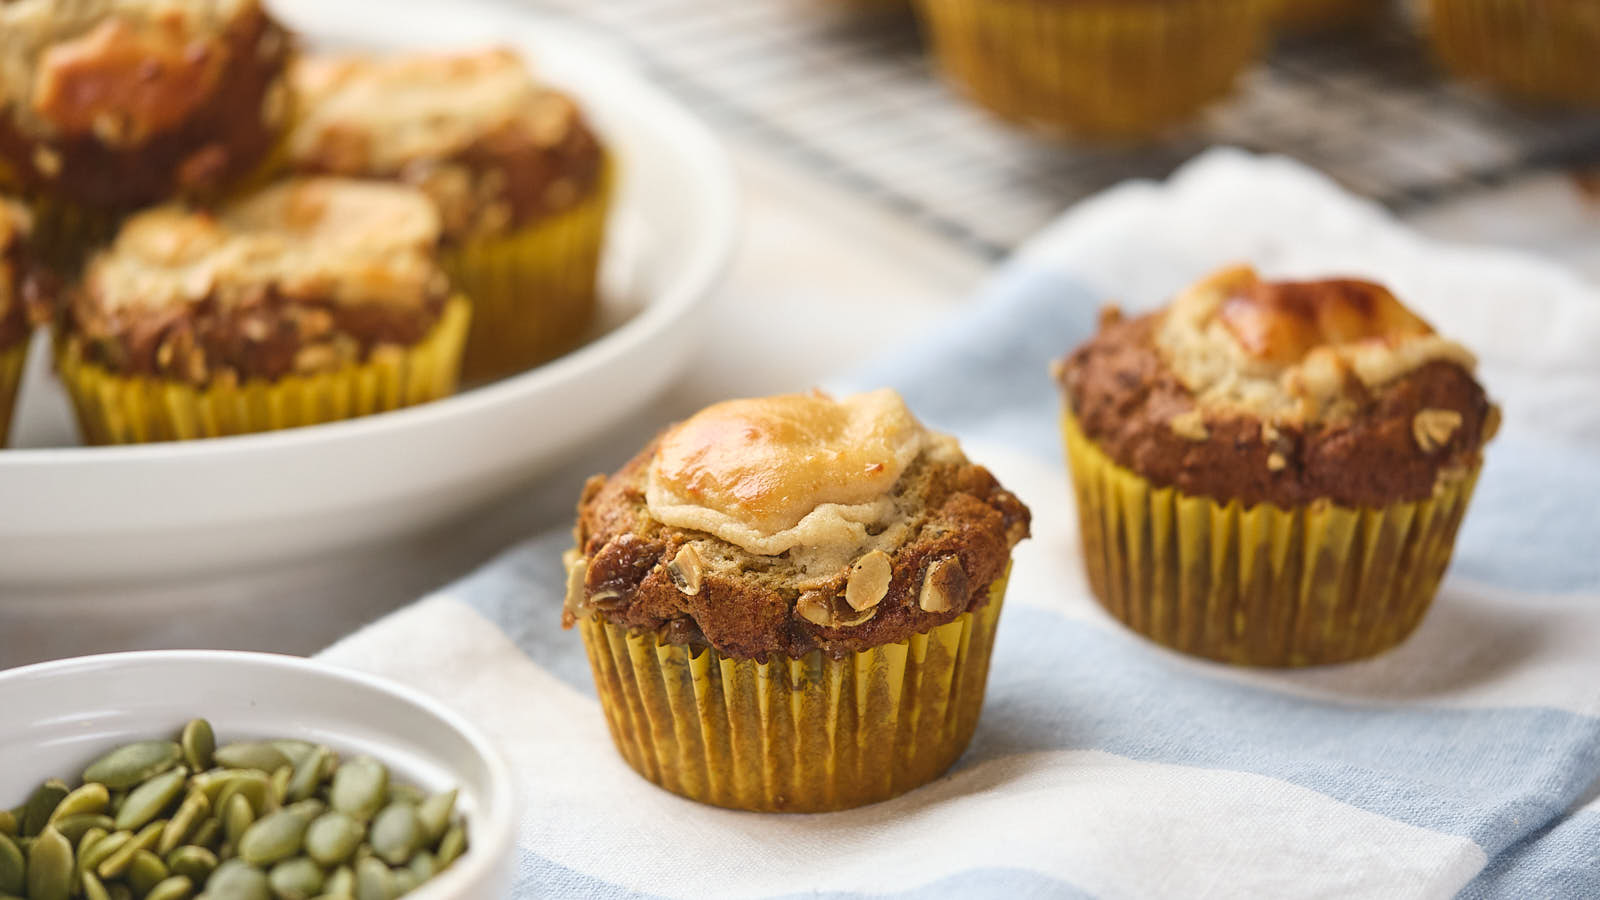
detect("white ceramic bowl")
[0,3,738,586]
[0,651,516,899]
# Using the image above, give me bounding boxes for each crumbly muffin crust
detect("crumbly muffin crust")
[63,177,451,384]
[567,392,1031,660]
[287,49,605,243]
[1057,267,1496,509]
[0,0,292,209]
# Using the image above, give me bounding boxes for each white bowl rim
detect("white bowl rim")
[0,649,519,900]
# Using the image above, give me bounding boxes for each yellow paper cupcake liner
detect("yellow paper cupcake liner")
[56,296,469,445]
[1426,0,1600,107]
[578,570,1009,813]
[1273,0,1385,30]
[445,163,614,384]
[915,0,1276,138]
[1062,412,1479,667]
[0,338,26,448]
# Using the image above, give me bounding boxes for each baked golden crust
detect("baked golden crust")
[1058,271,1497,509]
[287,49,605,242]
[63,177,450,384]
[0,0,292,209]
[568,392,1031,660]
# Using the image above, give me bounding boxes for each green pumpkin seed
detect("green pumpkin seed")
[0,810,15,837]
[266,742,317,768]
[26,826,73,900]
[79,830,129,877]
[269,767,293,808]
[414,791,454,846]
[285,749,328,805]
[352,858,394,900]
[435,824,465,869]
[406,851,434,883]
[0,833,23,895]
[145,875,193,900]
[322,866,354,899]
[179,719,216,772]
[367,805,418,867]
[53,813,114,844]
[383,785,422,808]
[224,793,257,846]
[115,766,187,831]
[214,773,272,819]
[127,848,169,896]
[304,813,362,867]
[166,844,217,883]
[213,744,293,776]
[268,857,324,900]
[283,801,325,825]
[97,820,163,879]
[48,783,110,825]
[83,742,182,791]
[82,871,112,900]
[189,817,222,851]
[158,791,209,855]
[108,883,132,900]
[391,868,418,896]
[237,809,309,867]
[22,780,70,837]
[328,760,387,823]
[207,859,270,900]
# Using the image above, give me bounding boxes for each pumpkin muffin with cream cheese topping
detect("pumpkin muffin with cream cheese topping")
[54,176,469,443]
[288,48,610,382]
[1055,265,1496,666]
[565,388,1030,812]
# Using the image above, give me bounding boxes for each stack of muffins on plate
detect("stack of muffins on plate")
[0,0,613,446]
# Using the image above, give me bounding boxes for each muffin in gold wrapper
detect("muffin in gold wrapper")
[0,341,24,448]
[1,197,39,449]
[1425,0,1600,107]
[565,389,1031,811]
[915,0,1276,139]
[55,177,468,444]
[1055,266,1496,667]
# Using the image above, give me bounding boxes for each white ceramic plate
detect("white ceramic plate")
[0,2,738,585]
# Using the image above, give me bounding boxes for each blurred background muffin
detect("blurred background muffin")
[565,389,1030,811]
[0,0,294,255]
[1424,0,1600,107]
[1055,266,1497,666]
[914,0,1277,139]
[288,49,611,383]
[55,177,469,444]
[0,197,36,447]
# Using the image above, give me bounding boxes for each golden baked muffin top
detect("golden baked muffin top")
[568,390,1030,659]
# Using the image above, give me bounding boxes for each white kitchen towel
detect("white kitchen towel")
[320,149,1600,899]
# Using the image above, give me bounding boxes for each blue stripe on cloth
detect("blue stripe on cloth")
[1459,809,1600,898]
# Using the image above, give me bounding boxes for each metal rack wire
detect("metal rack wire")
[528,0,1600,259]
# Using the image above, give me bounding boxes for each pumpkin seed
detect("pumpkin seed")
[414,791,454,846]
[269,767,292,809]
[328,760,386,823]
[215,773,272,819]
[383,785,422,808]
[21,781,69,837]
[285,750,328,805]
[238,809,309,867]
[108,883,132,900]
[268,857,324,900]
[82,871,112,900]
[322,866,354,899]
[48,783,109,825]
[26,826,73,900]
[0,811,14,837]
[391,868,418,896]
[115,767,187,831]
[158,791,209,855]
[367,804,419,867]
[406,851,434,883]
[53,813,114,844]
[267,742,317,769]
[145,875,193,900]
[0,833,23,895]
[127,848,168,895]
[207,859,270,900]
[283,801,324,825]
[352,858,394,900]
[435,824,465,869]
[97,820,163,879]
[166,844,217,883]
[79,830,129,877]
[213,744,293,776]
[224,794,256,846]
[82,743,182,791]
[180,720,215,772]
[304,813,362,867]
[77,826,108,858]
[189,817,222,851]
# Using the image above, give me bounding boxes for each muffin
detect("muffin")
[1055,266,1496,667]
[287,49,611,383]
[54,177,469,444]
[0,198,38,447]
[565,389,1030,812]
[1425,0,1600,107]
[0,0,294,254]
[1273,0,1386,29]
[914,0,1277,139]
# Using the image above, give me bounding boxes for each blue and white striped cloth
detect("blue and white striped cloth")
[320,150,1600,898]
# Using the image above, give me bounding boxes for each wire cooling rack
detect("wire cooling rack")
[525,0,1600,259]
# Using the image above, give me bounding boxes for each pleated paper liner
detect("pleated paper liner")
[0,339,25,448]
[1272,0,1385,30]
[578,571,1010,813]
[915,0,1276,139]
[1425,0,1600,107]
[446,162,614,384]
[1062,412,1480,667]
[56,296,469,445]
